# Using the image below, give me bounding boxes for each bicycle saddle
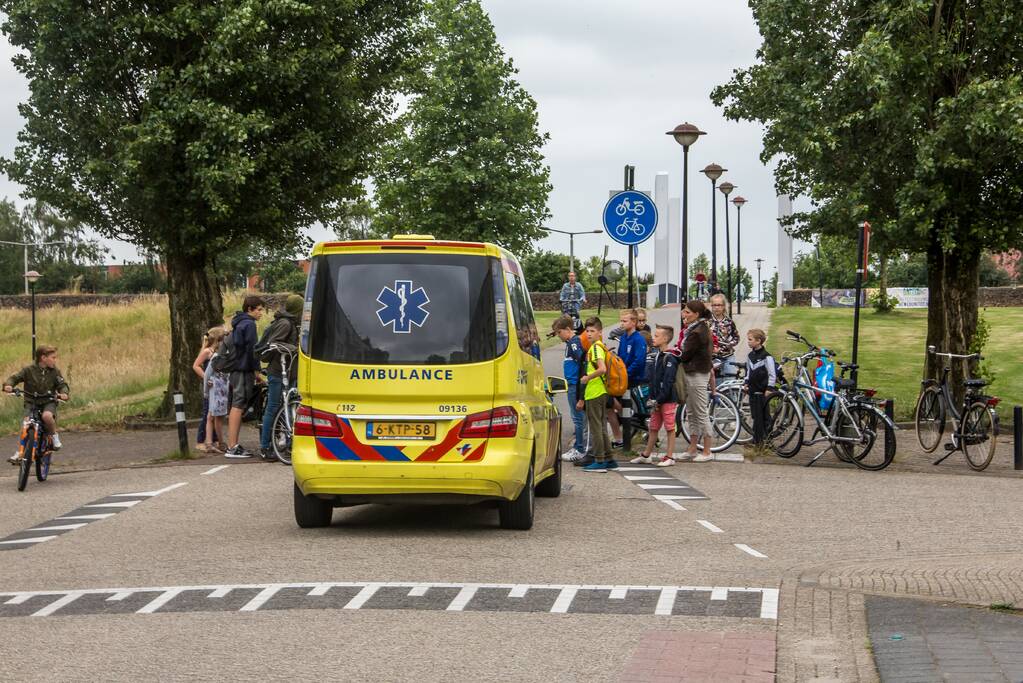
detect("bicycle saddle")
[834,378,856,390]
[733,361,747,370]
[963,378,988,387]
[838,362,858,370]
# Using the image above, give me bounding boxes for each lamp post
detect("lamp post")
[25,270,40,359]
[755,258,765,302]
[732,196,747,314]
[718,181,736,317]
[542,227,603,276]
[667,122,705,305]
[701,164,726,295]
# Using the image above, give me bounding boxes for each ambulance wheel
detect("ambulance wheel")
[535,453,561,498]
[498,461,534,530]
[294,483,333,528]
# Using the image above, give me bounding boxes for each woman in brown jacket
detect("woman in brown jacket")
[678,300,714,462]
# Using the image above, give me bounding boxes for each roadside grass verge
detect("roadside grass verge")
[767,307,1023,421]
[533,308,601,349]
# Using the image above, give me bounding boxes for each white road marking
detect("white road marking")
[760,588,780,619]
[201,465,230,476]
[107,592,133,601]
[550,586,579,613]
[208,587,233,598]
[112,482,188,498]
[609,587,628,599]
[615,467,661,471]
[713,453,745,462]
[623,476,675,481]
[507,586,529,598]
[5,594,33,605]
[56,514,114,521]
[32,592,84,617]
[408,585,430,597]
[29,524,87,532]
[445,585,479,611]
[636,484,692,490]
[239,586,281,612]
[83,501,142,509]
[0,536,57,545]
[697,520,724,533]
[137,588,185,614]
[659,500,688,511]
[655,587,677,616]
[344,583,383,610]
[735,544,768,558]
[307,585,331,597]
[711,588,729,601]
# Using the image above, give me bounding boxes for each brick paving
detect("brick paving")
[618,630,776,682]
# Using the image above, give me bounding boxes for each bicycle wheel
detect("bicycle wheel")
[719,384,753,444]
[18,428,33,492]
[36,448,51,482]
[765,393,802,458]
[839,404,893,471]
[272,398,300,465]
[962,401,998,471]
[914,386,945,453]
[676,393,739,453]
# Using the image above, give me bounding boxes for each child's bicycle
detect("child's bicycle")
[267,343,301,465]
[6,389,62,492]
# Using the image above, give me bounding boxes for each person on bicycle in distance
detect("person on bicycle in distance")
[559,272,586,317]
[708,293,739,385]
[3,345,69,463]
[258,294,303,460]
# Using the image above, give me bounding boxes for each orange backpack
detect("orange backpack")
[590,341,628,397]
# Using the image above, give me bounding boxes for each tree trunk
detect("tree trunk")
[878,251,888,301]
[160,248,224,417]
[925,233,980,401]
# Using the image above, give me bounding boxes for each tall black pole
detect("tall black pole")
[710,179,718,294]
[851,223,866,385]
[724,193,733,317]
[816,241,824,306]
[681,147,690,305]
[30,282,36,360]
[736,205,742,314]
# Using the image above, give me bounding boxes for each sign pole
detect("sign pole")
[851,221,871,385]
[625,165,635,309]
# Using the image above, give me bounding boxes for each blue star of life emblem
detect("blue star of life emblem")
[376,280,430,334]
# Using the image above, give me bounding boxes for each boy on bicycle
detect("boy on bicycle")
[3,345,69,463]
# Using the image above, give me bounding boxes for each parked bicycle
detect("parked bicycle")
[676,386,742,453]
[6,389,63,491]
[268,343,301,465]
[714,360,753,446]
[767,331,895,470]
[914,346,999,471]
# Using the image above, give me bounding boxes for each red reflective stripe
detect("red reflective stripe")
[338,427,387,461]
[463,443,487,462]
[415,420,466,462]
[315,439,337,461]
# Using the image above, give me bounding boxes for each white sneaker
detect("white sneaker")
[693,453,714,463]
[561,449,580,462]
[8,452,21,465]
[51,433,62,450]
[629,455,654,464]
[657,458,676,467]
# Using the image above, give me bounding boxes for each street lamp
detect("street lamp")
[542,227,604,275]
[25,270,40,359]
[732,196,747,314]
[701,164,726,295]
[755,258,765,302]
[666,122,705,304]
[718,181,736,317]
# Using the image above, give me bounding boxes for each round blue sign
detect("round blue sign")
[602,191,658,246]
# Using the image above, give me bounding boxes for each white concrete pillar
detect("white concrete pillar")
[653,172,670,302]
[668,197,681,302]
[777,194,794,306]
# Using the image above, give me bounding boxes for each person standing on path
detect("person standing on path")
[225,295,266,459]
[258,294,303,460]
[678,301,714,462]
[552,316,588,462]
[708,293,739,384]
[192,328,223,452]
[633,324,680,466]
[744,328,777,445]
[577,317,614,472]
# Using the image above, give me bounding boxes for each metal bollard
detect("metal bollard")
[885,399,894,422]
[173,391,189,457]
[1014,406,1022,471]
[621,393,633,453]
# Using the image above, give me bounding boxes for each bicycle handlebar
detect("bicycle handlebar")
[927,346,982,361]
[4,389,65,402]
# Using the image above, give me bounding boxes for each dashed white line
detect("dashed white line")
[55,514,115,521]
[344,583,383,610]
[5,594,32,605]
[609,587,629,599]
[32,592,83,617]
[307,585,331,597]
[208,587,233,598]
[760,588,780,619]
[113,482,188,498]
[623,475,675,481]
[28,524,87,532]
[658,500,688,511]
[735,544,768,558]
[710,587,729,601]
[83,501,142,509]
[508,586,529,598]
[697,520,724,534]
[239,586,282,612]
[636,484,692,490]
[201,465,230,476]
[550,586,579,613]
[107,592,133,602]
[445,585,479,611]
[137,588,186,614]
[654,587,677,615]
[0,536,57,545]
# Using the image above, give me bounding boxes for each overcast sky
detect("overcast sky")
[0,1,807,285]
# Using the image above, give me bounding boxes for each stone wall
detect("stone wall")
[530,292,563,311]
[782,287,1023,307]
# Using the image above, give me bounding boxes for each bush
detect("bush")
[871,290,899,313]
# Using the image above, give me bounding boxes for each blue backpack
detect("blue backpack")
[815,352,836,410]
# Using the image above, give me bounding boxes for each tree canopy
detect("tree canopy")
[374,0,551,255]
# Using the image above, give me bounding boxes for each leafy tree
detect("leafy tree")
[712,0,1023,384]
[103,261,167,294]
[520,250,572,292]
[374,0,551,255]
[793,236,858,290]
[0,200,106,294]
[1,0,423,411]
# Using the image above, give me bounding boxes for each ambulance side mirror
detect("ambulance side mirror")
[546,376,568,394]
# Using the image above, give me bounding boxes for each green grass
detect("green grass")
[534,308,602,349]
[767,307,1023,420]
[989,602,1018,613]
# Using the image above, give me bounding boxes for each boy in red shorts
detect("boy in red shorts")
[632,325,681,466]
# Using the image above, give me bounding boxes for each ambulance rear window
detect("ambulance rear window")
[308,253,501,365]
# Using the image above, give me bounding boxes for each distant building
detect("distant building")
[993,251,1021,281]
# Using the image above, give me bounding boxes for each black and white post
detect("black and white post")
[173,391,189,457]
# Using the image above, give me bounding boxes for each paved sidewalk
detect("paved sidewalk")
[619,630,776,682]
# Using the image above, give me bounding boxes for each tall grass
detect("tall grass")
[0,292,265,432]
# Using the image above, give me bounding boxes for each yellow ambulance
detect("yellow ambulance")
[291,236,566,530]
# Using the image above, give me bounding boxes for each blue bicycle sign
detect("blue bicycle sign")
[603,191,657,246]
